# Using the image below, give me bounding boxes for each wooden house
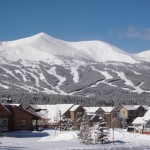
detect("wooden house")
[26,104,74,127]
[0,104,40,131]
[132,110,150,134]
[0,103,11,131]
[69,105,85,129]
[100,107,119,128]
[83,107,104,126]
[134,105,148,117]
[119,105,148,124]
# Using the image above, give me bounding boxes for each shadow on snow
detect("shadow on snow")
[4,130,49,138]
[0,146,28,150]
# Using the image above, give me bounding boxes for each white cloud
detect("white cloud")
[126,26,140,38]
[110,26,150,40]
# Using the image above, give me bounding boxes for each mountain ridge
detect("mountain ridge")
[0,33,150,102]
[1,32,148,63]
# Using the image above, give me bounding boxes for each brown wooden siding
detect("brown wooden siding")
[13,107,33,131]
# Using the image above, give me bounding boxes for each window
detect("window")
[0,118,8,131]
[20,120,26,129]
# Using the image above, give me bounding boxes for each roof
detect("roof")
[101,107,115,113]
[85,114,98,121]
[132,110,150,125]
[142,105,149,110]
[121,105,149,111]
[83,107,100,113]
[29,104,74,123]
[0,103,11,114]
[30,105,46,110]
[10,104,21,107]
[69,105,80,111]
[121,105,137,110]
[134,105,142,109]
[144,110,150,120]
[57,104,74,115]
[134,105,149,110]
[132,117,146,124]
[90,114,98,121]
[4,105,40,120]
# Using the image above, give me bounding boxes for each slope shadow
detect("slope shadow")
[109,140,127,144]
[0,146,28,150]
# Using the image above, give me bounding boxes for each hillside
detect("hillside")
[0,33,150,105]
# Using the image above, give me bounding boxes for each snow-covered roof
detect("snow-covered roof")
[122,105,137,110]
[144,110,150,120]
[134,105,141,109]
[101,107,115,113]
[142,105,149,110]
[57,104,74,115]
[134,105,149,110]
[132,117,146,124]
[90,114,97,121]
[122,105,149,111]
[83,107,100,113]
[69,105,80,111]
[30,104,74,123]
[30,105,44,110]
[10,104,21,106]
[0,104,11,114]
[132,110,150,124]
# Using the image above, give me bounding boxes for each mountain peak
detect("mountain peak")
[1,33,150,63]
[33,32,50,39]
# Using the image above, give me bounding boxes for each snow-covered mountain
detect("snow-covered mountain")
[0,32,141,63]
[0,33,150,101]
[135,50,150,62]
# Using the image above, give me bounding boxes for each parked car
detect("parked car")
[127,126,136,132]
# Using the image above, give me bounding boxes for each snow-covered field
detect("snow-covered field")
[0,129,150,150]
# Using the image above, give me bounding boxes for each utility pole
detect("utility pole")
[54,117,57,135]
[111,118,117,144]
[59,110,61,132]
[113,127,114,144]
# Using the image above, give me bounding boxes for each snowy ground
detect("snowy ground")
[0,128,150,150]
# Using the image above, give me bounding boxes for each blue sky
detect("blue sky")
[0,0,150,53]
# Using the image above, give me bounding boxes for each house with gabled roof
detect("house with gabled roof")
[0,103,11,131]
[83,107,104,126]
[0,103,40,131]
[132,110,150,134]
[25,104,74,127]
[100,107,119,128]
[69,105,85,129]
[119,105,148,124]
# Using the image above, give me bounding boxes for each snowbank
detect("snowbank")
[1,128,150,150]
[40,131,79,142]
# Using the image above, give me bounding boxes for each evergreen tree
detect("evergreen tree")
[95,118,109,144]
[60,115,73,131]
[79,119,91,144]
